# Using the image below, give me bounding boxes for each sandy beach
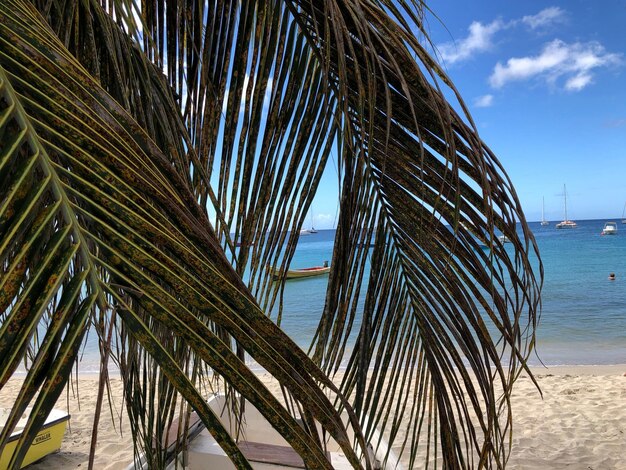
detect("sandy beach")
[1,365,625,469]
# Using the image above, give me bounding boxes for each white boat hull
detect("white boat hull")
[556,220,577,229]
[186,395,401,470]
[602,222,618,235]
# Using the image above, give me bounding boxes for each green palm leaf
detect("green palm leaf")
[0,0,542,469]
[0,2,369,468]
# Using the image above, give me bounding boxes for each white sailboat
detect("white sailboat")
[541,196,549,226]
[621,202,626,224]
[308,207,318,233]
[555,184,577,229]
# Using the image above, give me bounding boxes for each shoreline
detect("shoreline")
[2,363,625,469]
[12,362,626,380]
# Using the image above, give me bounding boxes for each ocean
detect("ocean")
[279,220,626,367]
[39,219,626,375]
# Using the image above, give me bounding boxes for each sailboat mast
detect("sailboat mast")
[542,197,545,222]
[563,184,568,221]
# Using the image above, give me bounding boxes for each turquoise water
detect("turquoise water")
[280,220,626,366]
[526,219,626,365]
[39,219,626,375]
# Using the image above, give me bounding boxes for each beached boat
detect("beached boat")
[555,184,577,229]
[269,265,330,279]
[602,222,618,235]
[541,197,549,226]
[183,395,402,470]
[0,409,69,470]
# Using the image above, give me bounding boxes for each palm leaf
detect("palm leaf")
[281,2,542,467]
[0,2,370,468]
[0,0,543,469]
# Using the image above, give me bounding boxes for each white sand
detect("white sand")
[1,365,625,469]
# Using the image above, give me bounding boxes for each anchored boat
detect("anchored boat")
[556,184,577,229]
[541,196,549,226]
[269,263,330,280]
[602,222,618,235]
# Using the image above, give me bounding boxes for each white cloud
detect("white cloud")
[438,20,505,65]
[565,73,592,91]
[474,94,494,107]
[490,40,621,91]
[312,213,335,229]
[522,7,566,30]
[437,7,565,66]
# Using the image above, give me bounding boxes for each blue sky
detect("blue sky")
[311,1,626,228]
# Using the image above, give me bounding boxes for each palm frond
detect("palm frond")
[281,1,542,467]
[1,0,542,469]
[0,2,369,468]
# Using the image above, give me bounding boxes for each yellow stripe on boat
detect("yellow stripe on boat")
[0,410,69,470]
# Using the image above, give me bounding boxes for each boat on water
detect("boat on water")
[622,202,626,224]
[0,409,69,469]
[556,220,577,229]
[307,207,318,233]
[602,222,618,235]
[497,235,510,243]
[299,229,312,236]
[182,395,402,470]
[555,184,577,229]
[269,264,330,280]
[541,196,549,226]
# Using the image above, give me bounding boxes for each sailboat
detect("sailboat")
[541,196,549,226]
[307,207,318,233]
[555,184,577,229]
[621,202,626,224]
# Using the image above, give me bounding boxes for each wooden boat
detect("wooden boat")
[0,409,69,470]
[269,265,330,280]
[182,395,402,470]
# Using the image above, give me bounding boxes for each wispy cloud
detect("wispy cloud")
[437,7,567,66]
[605,118,626,128]
[313,213,335,229]
[474,94,494,107]
[521,7,566,30]
[490,40,621,91]
[438,20,505,65]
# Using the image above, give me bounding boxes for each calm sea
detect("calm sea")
[42,219,626,375]
[279,220,626,367]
